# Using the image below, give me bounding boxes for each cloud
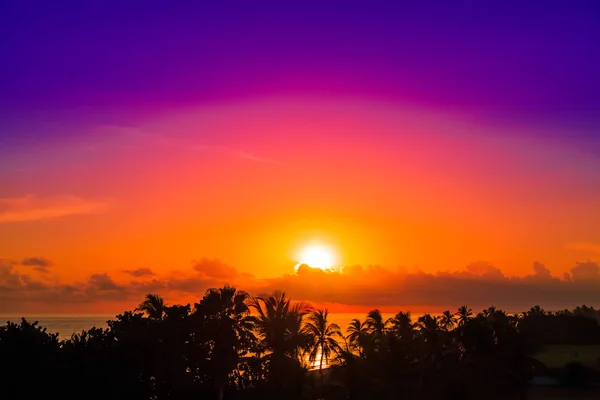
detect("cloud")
[21,257,52,273]
[532,261,553,280]
[0,195,108,223]
[465,261,504,279]
[122,268,155,277]
[258,261,600,312]
[193,258,238,279]
[21,257,52,268]
[0,257,249,312]
[568,261,600,282]
[0,262,48,296]
[3,258,600,314]
[88,274,121,291]
[1,257,52,274]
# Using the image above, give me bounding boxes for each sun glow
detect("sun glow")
[295,243,337,271]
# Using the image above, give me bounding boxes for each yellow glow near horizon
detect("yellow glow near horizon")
[296,243,337,271]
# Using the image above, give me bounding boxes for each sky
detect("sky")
[1,1,600,314]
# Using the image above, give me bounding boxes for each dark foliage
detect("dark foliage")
[1,293,599,399]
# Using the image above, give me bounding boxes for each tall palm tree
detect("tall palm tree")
[481,306,497,319]
[365,309,386,336]
[199,286,252,318]
[417,314,441,340]
[415,314,444,390]
[196,286,255,400]
[137,293,166,320]
[304,309,342,375]
[440,310,456,331]
[456,305,473,327]
[386,311,414,340]
[365,309,388,353]
[250,291,311,362]
[346,318,369,356]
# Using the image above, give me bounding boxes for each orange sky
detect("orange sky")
[2,98,600,314]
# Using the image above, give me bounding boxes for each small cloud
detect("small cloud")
[22,257,52,267]
[569,261,600,282]
[0,195,108,223]
[533,261,553,280]
[193,258,238,280]
[465,261,504,279]
[123,268,155,277]
[88,273,121,291]
[21,257,53,273]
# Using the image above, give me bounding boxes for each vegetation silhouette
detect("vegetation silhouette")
[304,309,342,383]
[136,293,166,320]
[2,287,600,399]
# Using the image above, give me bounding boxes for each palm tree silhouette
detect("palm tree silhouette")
[456,305,472,327]
[440,310,456,331]
[365,309,385,335]
[387,311,414,340]
[364,309,388,354]
[250,291,311,361]
[417,314,441,340]
[346,318,369,356]
[196,286,255,400]
[137,293,166,320]
[304,309,342,378]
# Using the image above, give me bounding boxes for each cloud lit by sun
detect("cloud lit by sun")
[295,243,338,271]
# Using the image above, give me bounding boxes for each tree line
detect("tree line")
[2,286,600,399]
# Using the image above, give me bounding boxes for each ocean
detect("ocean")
[0,315,112,338]
[0,313,433,339]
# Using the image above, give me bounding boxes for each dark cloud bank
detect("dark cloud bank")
[2,257,600,313]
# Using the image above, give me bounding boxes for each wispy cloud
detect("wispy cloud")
[21,257,53,273]
[123,268,156,277]
[0,195,108,223]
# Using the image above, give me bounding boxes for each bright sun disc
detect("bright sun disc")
[296,243,336,271]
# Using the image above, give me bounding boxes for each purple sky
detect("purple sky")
[2,2,600,141]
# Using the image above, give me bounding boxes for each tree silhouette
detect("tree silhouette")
[195,286,255,400]
[304,309,342,379]
[4,290,599,400]
[250,291,311,397]
[440,310,456,331]
[364,309,387,354]
[346,318,369,356]
[251,291,311,359]
[457,305,473,327]
[365,309,385,335]
[136,293,166,320]
[0,319,61,397]
[387,311,414,339]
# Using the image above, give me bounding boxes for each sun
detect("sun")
[295,243,337,271]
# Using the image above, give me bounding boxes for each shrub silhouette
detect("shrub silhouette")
[2,292,600,399]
